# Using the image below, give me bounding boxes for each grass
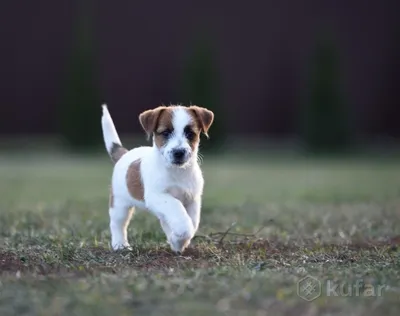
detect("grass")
[0,151,400,315]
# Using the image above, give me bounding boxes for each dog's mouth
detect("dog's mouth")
[172,159,187,167]
[171,155,193,167]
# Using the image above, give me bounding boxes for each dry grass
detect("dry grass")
[0,152,400,315]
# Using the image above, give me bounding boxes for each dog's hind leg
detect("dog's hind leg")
[109,193,134,250]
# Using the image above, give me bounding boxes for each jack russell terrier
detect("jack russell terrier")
[101,104,214,254]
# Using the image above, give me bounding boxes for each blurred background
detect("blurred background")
[2,3,400,313]
[1,0,399,154]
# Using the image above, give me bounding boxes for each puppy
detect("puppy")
[101,104,214,254]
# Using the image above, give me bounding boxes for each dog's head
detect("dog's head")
[139,105,214,167]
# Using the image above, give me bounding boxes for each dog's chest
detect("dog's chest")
[166,186,192,205]
[165,171,200,205]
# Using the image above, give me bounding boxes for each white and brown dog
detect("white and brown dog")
[101,104,214,254]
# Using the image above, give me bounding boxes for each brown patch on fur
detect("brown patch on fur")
[139,106,174,148]
[126,159,144,201]
[182,111,202,151]
[138,106,170,140]
[109,186,114,208]
[154,108,174,148]
[110,142,128,163]
[188,106,214,138]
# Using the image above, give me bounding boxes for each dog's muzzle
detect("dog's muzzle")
[171,148,188,166]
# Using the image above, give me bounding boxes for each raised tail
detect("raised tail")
[101,104,128,163]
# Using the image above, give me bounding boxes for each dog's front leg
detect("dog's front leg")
[186,197,201,235]
[146,193,194,254]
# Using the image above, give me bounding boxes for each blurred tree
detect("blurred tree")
[58,0,102,151]
[180,33,225,153]
[301,32,351,153]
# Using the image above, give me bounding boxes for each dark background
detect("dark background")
[1,0,399,150]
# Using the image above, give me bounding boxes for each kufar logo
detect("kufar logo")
[297,275,388,301]
[297,275,321,301]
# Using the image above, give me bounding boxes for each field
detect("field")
[0,150,400,315]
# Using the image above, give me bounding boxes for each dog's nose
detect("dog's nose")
[173,149,186,161]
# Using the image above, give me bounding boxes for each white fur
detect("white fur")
[161,107,195,167]
[101,105,123,152]
[101,104,205,254]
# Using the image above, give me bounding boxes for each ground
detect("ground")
[0,150,399,315]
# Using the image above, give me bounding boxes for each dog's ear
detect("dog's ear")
[139,107,166,139]
[189,106,214,138]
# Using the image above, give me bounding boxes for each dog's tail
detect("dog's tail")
[101,104,128,164]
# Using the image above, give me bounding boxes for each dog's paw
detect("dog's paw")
[169,234,191,255]
[112,242,132,251]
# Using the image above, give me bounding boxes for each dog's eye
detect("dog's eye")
[160,130,172,138]
[184,127,195,140]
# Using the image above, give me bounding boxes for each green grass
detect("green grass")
[0,152,400,315]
